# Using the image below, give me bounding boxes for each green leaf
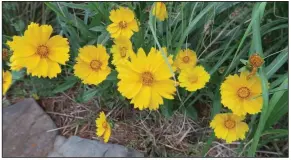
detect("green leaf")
[160,99,174,118]
[247,2,268,157]
[11,69,25,83]
[60,2,89,10]
[262,129,288,136]
[97,32,110,45]
[11,20,25,33]
[175,2,217,54]
[89,26,105,32]
[52,76,78,94]
[180,106,198,120]
[202,133,215,157]
[106,70,117,81]
[265,49,288,79]
[186,106,198,120]
[265,91,288,129]
[77,88,98,103]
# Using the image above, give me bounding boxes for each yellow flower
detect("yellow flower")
[32,93,40,100]
[174,49,197,71]
[3,70,12,95]
[111,36,135,66]
[249,53,264,68]
[95,111,111,143]
[178,66,210,92]
[210,113,249,143]
[7,36,25,71]
[10,62,23,71]
[74,45,111,85]
[107,7,139,39]
[7,23,70,78]
[117,48,176,110]
[221,71,263,116]
[152,2,168,21]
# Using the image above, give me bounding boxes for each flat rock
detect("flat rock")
[3,98,57,157]
[48,136,143,157]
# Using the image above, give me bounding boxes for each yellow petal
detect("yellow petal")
[3,70,12,95]
[152,80,176,99]
[127,20,139,32]
[131,86,151,110]
[46,59,61,78]
[103,124,111,143]
[28,58,48,78]
[13,54,40,70]
[39,25,53,44]
[74,59,92,80]
[47,35,70,65]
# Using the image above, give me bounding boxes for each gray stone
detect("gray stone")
[54,135,67,149]
[48,136,143,157]
[105,144,144,157]
[59,136,111,157]
[3,98,57,157]
[47,152,63,157]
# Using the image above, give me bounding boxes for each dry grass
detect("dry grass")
[25,88,212,157]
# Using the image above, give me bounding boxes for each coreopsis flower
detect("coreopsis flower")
[7,36,25,71]
[178,66,210,92]
[210,113,249,143]
[221,71,263,116]
[174,49,197,71]
[95,111,111,143]
[152,2,168,21]
[6,22,70,78]
[10,24,69,77]
[74,45,111,85]
[249,53,264,68]
[247,53,264,79]
[116,48,176,110]
[107,7,139,39]
[111,36,135,66]
[3,70,12,95]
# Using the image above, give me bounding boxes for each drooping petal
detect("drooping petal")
[131,86,151,110]
[103,124,111,143]
[46,59,62,78]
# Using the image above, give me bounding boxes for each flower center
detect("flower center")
[249,54,264,68]
[182,56,190,63]
[237,87,250,99]
[189,75,198,83]
[119,21,127,29]
[37,45,49,58]
[224,120,236,129]
[90,60,102,71]
[120,47,127,58]
[141,72,154,86]
[102,122,108,129]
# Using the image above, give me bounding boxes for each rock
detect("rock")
[53,135,67,150]
[104,144,144,157]
[47,152,63,157]
[48,136,143,157]
[3,98,57,157]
